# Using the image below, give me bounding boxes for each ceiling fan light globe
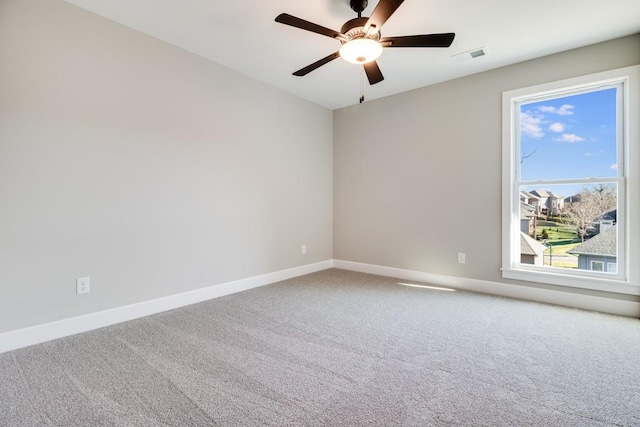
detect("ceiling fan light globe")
[339,38,383,64]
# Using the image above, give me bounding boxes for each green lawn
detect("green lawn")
[543,242,580,269]
[535,220,580,269]
[536,222,578,241]
[544,242,581,256]
[547,259,578,268]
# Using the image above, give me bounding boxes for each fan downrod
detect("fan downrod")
[350,0,368,16]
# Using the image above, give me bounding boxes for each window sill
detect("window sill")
[502,267,639,295]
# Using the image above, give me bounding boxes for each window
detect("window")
[502,65,639,294]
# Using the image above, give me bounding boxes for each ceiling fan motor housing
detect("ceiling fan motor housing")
[349,0,368,14]
[340,17,381,43]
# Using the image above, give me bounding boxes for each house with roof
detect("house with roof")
[520,191,541,216]
[567,225,617,273]
[520,232,547,265]
[590,209,617,237]
[564,192,583,204]
[531,189,564,216]
[520,202,537,236]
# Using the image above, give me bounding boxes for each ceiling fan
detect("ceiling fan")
[275,0,455,85]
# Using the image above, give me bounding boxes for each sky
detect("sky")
[519,87,618,198]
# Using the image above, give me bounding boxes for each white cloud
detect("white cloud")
[584,152,599,157]
[611,164,618,170]
[549,122,565,132]
[557,105,575,115]
[554,133,585,143]
[520,111,544,138]
[538,104,574,115]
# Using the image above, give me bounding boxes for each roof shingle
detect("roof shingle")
[567,226,616,256]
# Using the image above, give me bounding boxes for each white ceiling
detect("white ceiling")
[63,0,640,110]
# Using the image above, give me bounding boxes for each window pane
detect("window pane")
[518,183,617,272]
[503,66,636,291]
[519,87,617,181]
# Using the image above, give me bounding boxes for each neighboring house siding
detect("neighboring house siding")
[520,202,536,236]
[521,254,540,265]
[577,255,617,272]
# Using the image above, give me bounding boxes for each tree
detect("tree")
[564,184,616,242]
[520,150,536,164]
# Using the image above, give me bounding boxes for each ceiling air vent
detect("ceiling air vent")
[452,47,486,63]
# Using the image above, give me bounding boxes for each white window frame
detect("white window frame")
[502,65,640,295]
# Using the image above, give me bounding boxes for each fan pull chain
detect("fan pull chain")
[359,69,365,104]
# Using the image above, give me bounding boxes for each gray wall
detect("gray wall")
[334,35,640,297]
[0,0,333,333]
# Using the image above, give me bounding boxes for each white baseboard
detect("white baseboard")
[0,260,334,354]
[333,260,640,318]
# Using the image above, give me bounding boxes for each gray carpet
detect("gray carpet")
[1,269,639,426]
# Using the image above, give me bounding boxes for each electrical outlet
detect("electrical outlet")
[76,277,90,295]
[301,244,307,255]
[457,253,466,264]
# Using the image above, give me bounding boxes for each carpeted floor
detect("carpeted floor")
[1,269,639,426]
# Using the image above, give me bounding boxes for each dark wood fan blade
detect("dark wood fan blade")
[380,33,455,48]
[276,13,347,41]
[364,0,405,33]
[293,52,341,76]
[363,60,384,85]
